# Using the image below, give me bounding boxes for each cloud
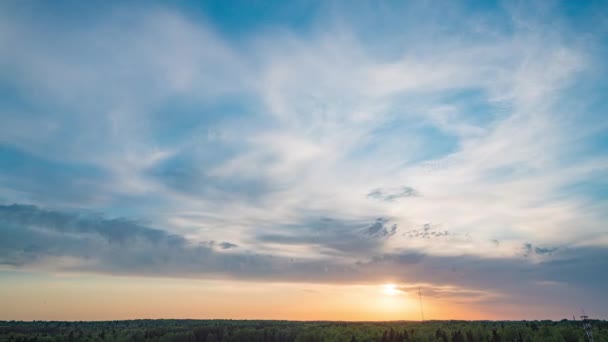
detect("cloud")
[367,186,419,201]
[255,217,398,257]
[522,243,559,257]
[397,284,499,303]
[0,204,243,274]
[0,204,184,245]
[366,218,398,238]
[358,252,425,266]
[401,223,450,240]
[0,145,109,204]
[218,242,238,250]
[1,2,605,254]
[0,6,253,207]
[535,246,557,255]
[1,204,607,316]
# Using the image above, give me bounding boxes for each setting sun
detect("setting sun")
[382,283,400,296]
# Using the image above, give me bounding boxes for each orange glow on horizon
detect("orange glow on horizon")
[0,272,514,321]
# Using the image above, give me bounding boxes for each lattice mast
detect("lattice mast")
[418,287,424,322]
[580,315,594,342]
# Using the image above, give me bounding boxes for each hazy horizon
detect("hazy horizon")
[1,0,607,321]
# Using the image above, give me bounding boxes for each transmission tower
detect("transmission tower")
[418,287,424,322]
[580,315,594,342]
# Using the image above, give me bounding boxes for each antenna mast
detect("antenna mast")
[418,287,424,322]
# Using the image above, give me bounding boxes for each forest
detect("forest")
[0,319,605,342]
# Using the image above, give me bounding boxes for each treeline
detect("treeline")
[0,319,606,342]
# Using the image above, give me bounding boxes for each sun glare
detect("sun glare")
[382,283,400,296]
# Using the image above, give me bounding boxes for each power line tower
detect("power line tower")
[580,315,594,342]
[418,287,424,322]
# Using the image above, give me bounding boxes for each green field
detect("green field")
[0,319,605,342]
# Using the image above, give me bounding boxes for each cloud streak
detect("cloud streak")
[367,186,420,201]
[1,203,607,316]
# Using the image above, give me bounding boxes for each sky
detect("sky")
[0,0,608,321]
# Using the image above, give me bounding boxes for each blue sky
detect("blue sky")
[1,0,608,320]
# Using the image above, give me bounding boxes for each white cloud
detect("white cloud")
[1,2,607,272]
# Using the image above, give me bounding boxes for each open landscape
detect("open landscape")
[1,0,607,340]
[1,319,607,342]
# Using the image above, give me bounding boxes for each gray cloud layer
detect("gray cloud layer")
[256,217,397,257]
[1,204,607,316]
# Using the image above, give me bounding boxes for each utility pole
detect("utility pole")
[418,287,424,322]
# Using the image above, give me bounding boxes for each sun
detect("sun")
[382,283,400,296]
